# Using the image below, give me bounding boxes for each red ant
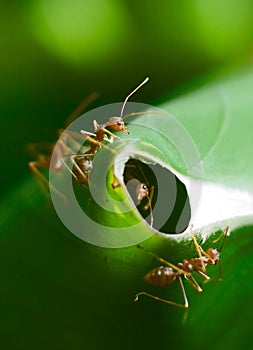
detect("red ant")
[29,77,152,204]
[62,77,151,206]
[124,160,155,227]
[122,180,154,227]
[28,93,98,202]
[136,183,150,204]
[134,226,230,308]
[57,77,150,192]
[80,77,150,155]
[135,182,154,227]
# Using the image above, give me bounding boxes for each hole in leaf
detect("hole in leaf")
[123,159,191,233]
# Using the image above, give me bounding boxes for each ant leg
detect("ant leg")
[29,161,67,205]
[137,245,192,279]
[192,233,223,279]
[28,141,69,204]
[79,130,97,138]
[92,120,120,141]
[92,120,117,141]
[143,186,154,227]
[137,245,203,292]
[80,130,112,151]
[213,226,230,252]
[143,185,154,210]
[80,130,102,150]
[58,130,94,153]
[193,268,211,281]
[134,276,189,309]
[60,156,78,182]
[93,120,99,132]
[60,152,94,185]
[143,192,153,227]
[147,195,153,227]
[195,226,230,273]
[101,127,121,141]
[80,130,118,155]
[134,161,154,226]
[191,233,207,272]
[55,139,87,182]
[202,260,223,284]
[211,226,230,281]
[190,227,220,273]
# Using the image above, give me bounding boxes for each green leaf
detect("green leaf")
[1,67,253,349]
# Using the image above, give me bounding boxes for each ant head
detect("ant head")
[136,183,149,204]
[107,116,129,133]
[206,248,220,264]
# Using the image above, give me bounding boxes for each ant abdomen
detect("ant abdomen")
[74,157,93,185]
[145,266,177,287]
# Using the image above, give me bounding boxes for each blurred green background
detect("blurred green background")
[1,1,253,349]
[2,0,253,198]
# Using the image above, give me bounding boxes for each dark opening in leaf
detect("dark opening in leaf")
[123,159,191,233]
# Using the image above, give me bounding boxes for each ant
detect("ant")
[28,92,98,202]
[124,159,155,227]
[80,77,150,156]
[29,77,152,202]
[134,226,230,308]
[61,77,151,204]
[123,180,154,227]
[135,182,154,227]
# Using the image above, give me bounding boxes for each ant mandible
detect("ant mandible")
[134,226,230,308]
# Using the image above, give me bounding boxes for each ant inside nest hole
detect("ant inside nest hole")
[123,158,191,233]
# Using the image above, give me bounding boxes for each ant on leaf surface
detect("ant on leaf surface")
[28,93,98,203]
[58,77,150,189]
[73,78,153,214]
[80,77,150,155]
[134,226,230,308]
[29,77,152,206]
[66,77,151,204]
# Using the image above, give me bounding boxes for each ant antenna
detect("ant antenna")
[120,77,149,118]
[218,226,230,252]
